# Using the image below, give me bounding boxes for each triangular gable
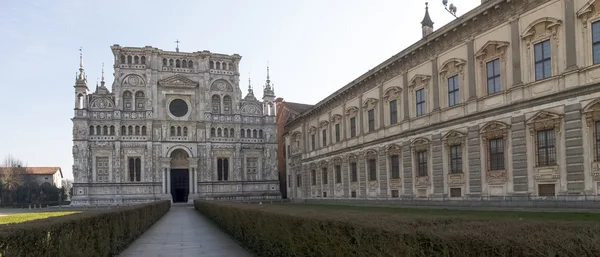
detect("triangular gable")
[158,74,198,88]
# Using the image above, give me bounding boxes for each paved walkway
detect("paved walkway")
[119,203,252,257]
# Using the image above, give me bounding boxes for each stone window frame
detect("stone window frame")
[479,121,511,185]
[582,99,600,180]
[410,137,431,189]
[330,114,343,143]
[475,41,510,97]
[347,154,359,195]
[408,74,431,118]
[345,106,359,138]
[320,161,329,186]
[333,157,343,184]
[363,98,379,133]
[319,120,329,148]
[526,111,562,168]
[310,165,317,186]
[383,86,402,126]
[308,126,317,151]
[385,144,402,180]
[521,17,563,84]
[439,58,466,108]
[577,1,600,67]
[365,149,378,181]
[442,130,467,187]
[290,131,303,154]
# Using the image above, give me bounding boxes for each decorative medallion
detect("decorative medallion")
[169,99,189,117]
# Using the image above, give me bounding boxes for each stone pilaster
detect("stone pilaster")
[431,133,444,194]
[379,84,385,129]
[431,57,440,111]
[358,154,366,197]
[564,0,578,71]
[565,103,585,192]
[466,40,477,100]
[510,18,523,85]
[511,115,528,192]
[377,147,388,196]
[402,141,413,195]
[342,158,349,197]
[359,95,364,136]
[402,72,409,121]
[467,125,482,195]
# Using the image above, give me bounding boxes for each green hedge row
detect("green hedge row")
[0,200,170,257]
[194,200,600,257]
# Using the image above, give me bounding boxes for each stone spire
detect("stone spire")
[244,75,257,101]
[263,65,275,97]
[421,2,434,38]
[100,62,105,87]
[77,47,87,83]
[74,47,88,90]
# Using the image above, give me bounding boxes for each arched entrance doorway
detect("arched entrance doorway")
[170,149,189,203]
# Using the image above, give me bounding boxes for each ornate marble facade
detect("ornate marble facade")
[284,0,600,200]
[71,45,279,206]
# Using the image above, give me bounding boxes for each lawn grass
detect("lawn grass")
[0,211,80,225]
[283,203,600,222]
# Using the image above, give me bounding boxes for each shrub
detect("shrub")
[195,200,600,257]
[0,200,170,257]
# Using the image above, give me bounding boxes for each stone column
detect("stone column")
[189,157,199,195]
[160,157,171,195]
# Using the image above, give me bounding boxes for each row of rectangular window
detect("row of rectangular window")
[305,128,558,185]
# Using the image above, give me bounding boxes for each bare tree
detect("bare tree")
[1,155,28,191]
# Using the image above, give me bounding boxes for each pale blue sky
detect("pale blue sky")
[0,0,480,179]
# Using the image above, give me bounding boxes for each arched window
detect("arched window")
[96,125,101,135]
[241,129,245,138]
[217,128,222,137]
[177,126,182,136]
[127,56,132,64]
[128,125,133,135]
[134,56,139,64]
[176,60,181,68]
[128,157,142,182]
[223,63,228,70]
[89,126,95,135]
[123,91,133,111]
[211,95,221,114]
[103,125,108,135]
[216,62,221,69]
[120,55,125,64]
[224,128,229,137]
[253,129,258,138]
[110,126,115,135]
[141,126,147,136]
[210,61,215,69]
[135,126,140,136]
[169,59,174,66]
[217,158,229,181]
[183,127,188,137]
[211,128,215,137]
[162,58,167,66]
[230,128,235,138]
[121,126,126,135]
[259,129,263,139]
[189,61,194,68]
[170,126,175,136]
[182,60,187,68]
[141,56,146,65]
[135,91,145,111]
[77,94,84,109]
[223,95,232,114]
[247,129,251,138]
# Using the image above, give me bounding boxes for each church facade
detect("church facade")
[71,45,280,206]
[284,0,600,200]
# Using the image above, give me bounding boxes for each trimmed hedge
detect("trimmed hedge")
[195,200,600,257]
[0,200,170,257]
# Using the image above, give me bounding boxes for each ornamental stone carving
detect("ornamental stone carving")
[410,137,430,152]
[526,110,562,133]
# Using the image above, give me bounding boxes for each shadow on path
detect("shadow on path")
[119,203,252,257]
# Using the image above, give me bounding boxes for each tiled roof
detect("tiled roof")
[0,167,62,177]
[285,102,314,114]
